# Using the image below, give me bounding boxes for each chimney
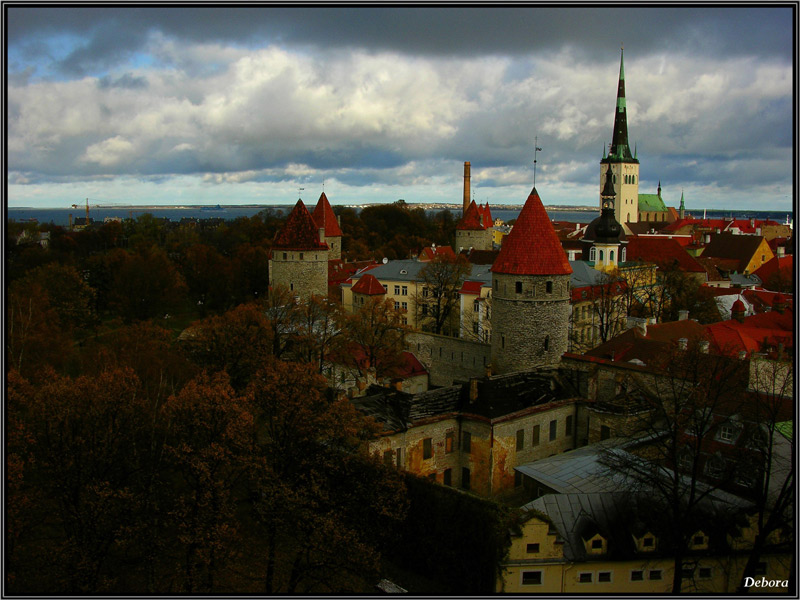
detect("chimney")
[699,340,710,353]
[637,321,648,336]
[777,245,785,257]
[677,338,688,350]
[463,161,471,216]
[750,218,755,228]
[319,227,325,243]
[469,377,479,402]
[678,310,689,321]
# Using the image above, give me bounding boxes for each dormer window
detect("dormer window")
[691,532,708,550]
[585,534,606,555]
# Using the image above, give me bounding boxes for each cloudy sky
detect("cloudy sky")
[6,6,795,211]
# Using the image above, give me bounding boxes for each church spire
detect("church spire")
[608,47,635,162]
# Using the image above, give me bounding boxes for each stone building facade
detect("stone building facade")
[311,191,343,260]
[455,199,493,252]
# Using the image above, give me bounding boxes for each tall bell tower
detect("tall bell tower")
[600,47,639,224]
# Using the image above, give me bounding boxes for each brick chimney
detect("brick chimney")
[463,161,471,217]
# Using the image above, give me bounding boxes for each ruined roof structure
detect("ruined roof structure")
[272,199,329,250]
[311,191,343,237]
[491,187,572,275]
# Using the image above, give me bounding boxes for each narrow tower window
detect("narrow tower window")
[516,281,522,293]
[544,335,550,351]
[546,281,553,294]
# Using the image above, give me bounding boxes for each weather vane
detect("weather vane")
[533,136,543,187]
[298,186,304,199]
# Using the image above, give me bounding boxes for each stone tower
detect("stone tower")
[312,191,343,260]
[600,47,639,224]
[270,199,329,300]
[490,187,572,373]
[456,199,493,252]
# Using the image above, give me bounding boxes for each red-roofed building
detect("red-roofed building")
[417,244,456,262]
[626,237,707,279]
[351,273,387,306]
[753,255,793,293]
[701,232,774,275]
[269,199,330,300]
[312,192,343,260]
[456,200,492,251]
[490,187,573,372]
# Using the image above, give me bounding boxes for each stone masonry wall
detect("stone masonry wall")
[324,235,342,260]
[407,331,490,386]
[490,273,570,374]
[270,250,328,300]
[456,228,493,252]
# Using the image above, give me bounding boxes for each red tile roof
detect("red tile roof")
[459,280,486,295]
[311,192,343,237]
[491,188,572,276]
[702,232,770,273]
[351,273,386,296]
[272,200,329,250]
[705,308,793,355]
[753,255,793,289]
[456,200,486,230]
[479,202,493,227]
[418,245,456,261]
[626,236,706,273]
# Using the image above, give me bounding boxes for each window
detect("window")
[649,570,662,581]
[719,425,736,442]
[501,334,505,349]
[299,252,304,259]
[598,572,612,583]
[681,567,693,579]
[462,431,471,453]
[600,425,611,441]
[401,301,408,311]
[599,250,604,261]
[693,534,705,546]
[443,468,452,486]
[590,247,597,262]
[515,281,522,293]
[394,285,400,295]
[631,570,644,582]
[698,567,712,580]
[461,467,471,490]
[546,281,553,294]
[565,415,573,437]
[445,431,454,453]
[423,438,432,459]
[609,250,615,262]
[526,543,540,554]
[643,536,654,548]
[422,305,428,315]
[578,572,593,583]
[473,299,480,312]
[706,459,724,478]
[394,301,400,310]
[591,539,603,550]
[382,284,388,292]
[282,252,287,259]
[473,321,479,334]
[521,571,542,585]
[516,429,525,451]
[549,419,557,441]
[401,285,408,296]
[422,287,428,297]
[532,425,540,446]
[543,335,550,351]
[396,448,403,469]
[402,317,407,325]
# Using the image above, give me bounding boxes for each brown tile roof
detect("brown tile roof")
[272,200,329,250]
[702,233,768,272]
[312,192,343,237]
[491,187,572,276]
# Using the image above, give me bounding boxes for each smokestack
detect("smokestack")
[463,161,471,216]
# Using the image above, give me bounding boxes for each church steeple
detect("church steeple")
[606,47,636,163]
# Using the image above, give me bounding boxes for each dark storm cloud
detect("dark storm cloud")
[8,6,793,78]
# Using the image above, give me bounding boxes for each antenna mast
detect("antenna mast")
[533,137,543,187]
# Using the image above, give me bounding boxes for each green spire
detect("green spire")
[680,191,685,209]
[604,46,636,164]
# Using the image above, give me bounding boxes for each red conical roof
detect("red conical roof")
[481,202,493,227]
[312,192,343,237]
[272,200,329,250]
[491,188,572,275]
[351,273,386,296]
[457,200,485,230]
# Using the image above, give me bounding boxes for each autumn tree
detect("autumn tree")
[245,359,407,593]
[292,295,345,373]
[414,253,472,335]
[338,296,409,382]
[600,341,748,592]
[162,372,253,593]
[180,303,274,391]
[259,285,301,358]
[736,357,794,591]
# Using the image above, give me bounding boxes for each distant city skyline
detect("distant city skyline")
[7,6,794,211]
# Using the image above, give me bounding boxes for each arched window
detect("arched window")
[621,247,627,262]
[589,247,597,262]
[599,250,604,261]
[609,250,615,262]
